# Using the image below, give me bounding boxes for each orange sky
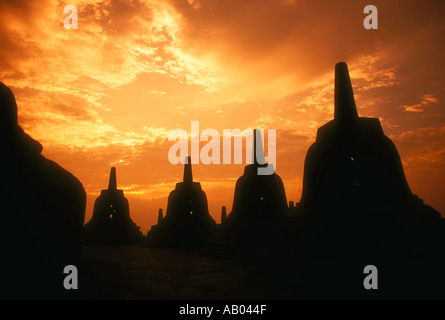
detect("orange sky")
[1,0,444,233]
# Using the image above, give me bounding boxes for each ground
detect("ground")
[79,244,282,300]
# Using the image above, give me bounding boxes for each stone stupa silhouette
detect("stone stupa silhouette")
[0,82,86,298]
[277,62,445,298]
[145,156,216,248]
[225,129,288,241]
[83,167,144,245]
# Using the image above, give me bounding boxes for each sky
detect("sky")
[1,0,444,233]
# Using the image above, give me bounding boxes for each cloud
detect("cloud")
[1,0,226,152]
[0,0,226,97]
[393,126,445,165]
[389,125,445,214]
[400,94,439,113]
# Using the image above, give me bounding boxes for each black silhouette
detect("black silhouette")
[0,82,86,298]
[83,167,144,245]
[157,208,164,224]
[220,206,227,225]
[298,62,441,251]
[224,129,288,240]
[264,62,445,298]
[145,156,216,248]
[299,63,440,218]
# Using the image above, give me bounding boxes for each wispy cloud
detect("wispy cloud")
[400,94,439,113]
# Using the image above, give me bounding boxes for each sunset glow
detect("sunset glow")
[1,0,444,233]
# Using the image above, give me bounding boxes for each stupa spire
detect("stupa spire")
[334,62,358,121]
[183,156,193,183]
[108,167,117,190]
[252,129,266,165]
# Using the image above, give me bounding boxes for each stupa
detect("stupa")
[226,129,288,236]
[146,157,216,248]
[83,167,144,245]
[286,62,444,298]
[0,82,86,298]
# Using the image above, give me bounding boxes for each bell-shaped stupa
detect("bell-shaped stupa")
[83,167,144,245]
[0,82,86,298]
[146,157,216,248]
[227,129,287,228]
[286,62,444,298]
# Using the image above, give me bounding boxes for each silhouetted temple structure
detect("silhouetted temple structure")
[146,157,216,248]
[83,167,144,245]
[276,62,444,298]
[0,82,86,298]
[221,206,227,225]
[225,129,288,240]
[157,208,163,224]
